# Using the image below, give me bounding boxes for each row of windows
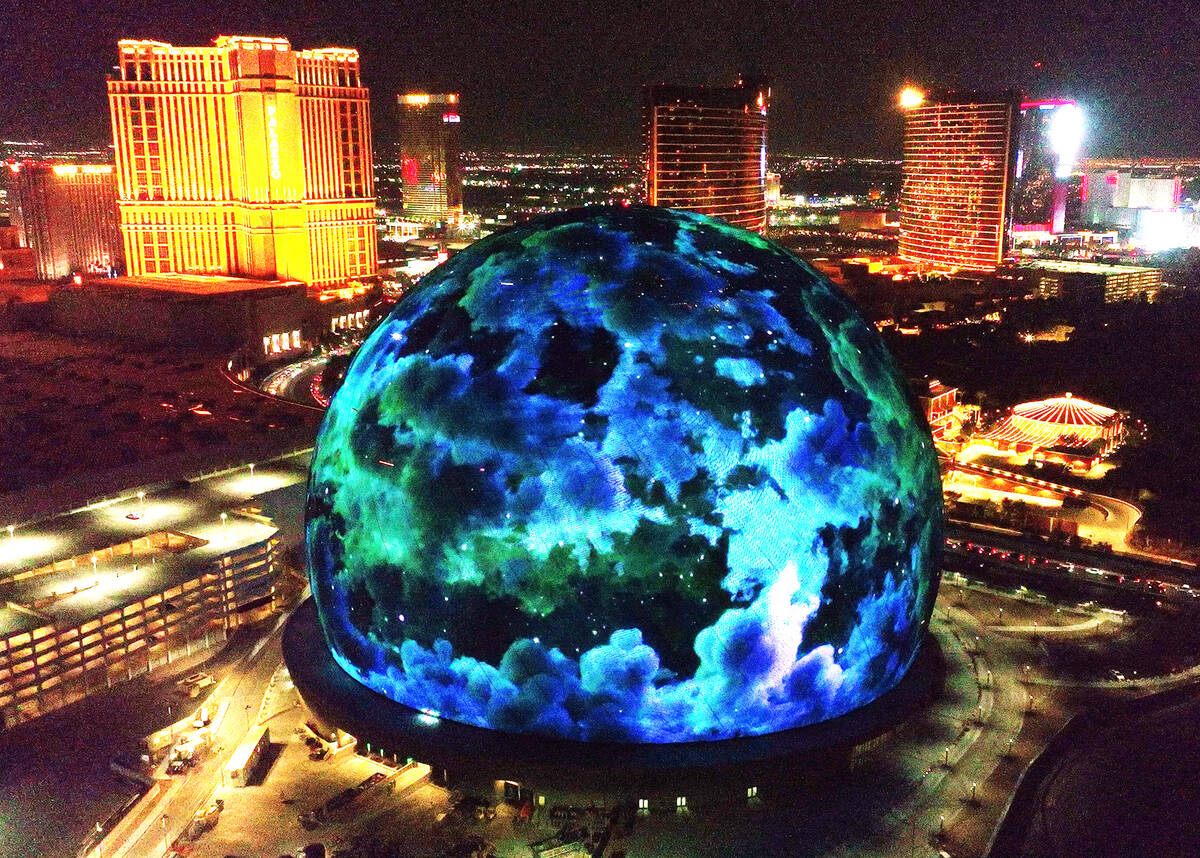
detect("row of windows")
[331,310,368,332]
[264,330,302,355]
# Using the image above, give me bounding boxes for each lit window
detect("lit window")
[637,798,649,817]
[263,336,270,355]
[291,330,300,348]
[747,786,758,799]
[675,796,687,814]
[271,334,281,353]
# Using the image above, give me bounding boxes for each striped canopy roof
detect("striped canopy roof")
[978,394,1119,450]
[1011,395,1116,427]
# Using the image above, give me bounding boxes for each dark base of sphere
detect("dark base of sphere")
[285,598,944,799]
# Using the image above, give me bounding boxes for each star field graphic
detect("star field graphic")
[306,206,942,743]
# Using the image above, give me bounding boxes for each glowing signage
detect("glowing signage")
[51,165,113,176]
[266,103,281,182]
[403,94,431,105]
[442,113,460,123]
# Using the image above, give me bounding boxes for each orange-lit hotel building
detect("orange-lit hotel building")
[643,76,771,233]
[899,90,1022,271]
[107,35,377,287]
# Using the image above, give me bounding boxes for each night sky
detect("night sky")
[1,0,1197,156]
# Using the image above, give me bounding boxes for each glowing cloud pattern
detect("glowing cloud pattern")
[306,206,941,743]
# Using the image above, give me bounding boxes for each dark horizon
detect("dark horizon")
[1,0,1198,158]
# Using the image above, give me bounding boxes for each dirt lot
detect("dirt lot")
[0,331,320,498]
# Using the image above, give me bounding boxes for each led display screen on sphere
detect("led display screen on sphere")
[306,206,942,743]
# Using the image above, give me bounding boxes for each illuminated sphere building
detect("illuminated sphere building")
[301,206,942,763]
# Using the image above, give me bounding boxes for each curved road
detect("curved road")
[261,357,328,410]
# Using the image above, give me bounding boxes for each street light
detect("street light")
[160,813,169,857]
[6,525,13,541]
[244,703,253,732]
[138,491,145,507]
[91,555,98,573]
[248,463,255,478]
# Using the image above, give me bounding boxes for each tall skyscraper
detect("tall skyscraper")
[1012,100,1083,236]
[107,36,376,288]
[899,89,1021,271]
[398,93,463,228]
[643,75,770,233]
[7,162,124,280]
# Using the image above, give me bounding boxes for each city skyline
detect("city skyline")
[2,0,1199,157]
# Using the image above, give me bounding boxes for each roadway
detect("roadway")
[260,356,329,410]
[944,458,1144,552]
[106,615,291,858]
[944,523,1200,612]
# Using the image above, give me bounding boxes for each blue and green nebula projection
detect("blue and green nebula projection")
[306,206,941,743]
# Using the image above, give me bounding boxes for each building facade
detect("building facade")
[899,90,1021,271]
[1023,259,1161,303]
[397,93,463,229]
[107,36,376,288]
[1012,100,1083,238]
[643,76,770,233]
[0,526,280,730]
[7,163,124,280]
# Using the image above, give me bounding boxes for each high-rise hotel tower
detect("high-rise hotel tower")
[7,162,124,280]
[398,93,463,228]
[643,76,770,233]
[899,90,1021,271]
[107,36,376,287]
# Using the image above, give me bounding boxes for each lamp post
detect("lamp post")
[6,525,13,541]
[244,704,252,732]
[138,491,145,508]
[160,813,169,857]
[248,463,255,478]
[220,513,228,538]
